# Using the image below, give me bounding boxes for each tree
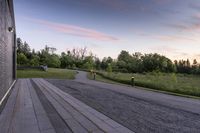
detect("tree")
[46,54,61,68]
[60,52,73,68]
[101,57,113,70]
[16,37,200,74]
[49,47,57,54]
[22,41,31,57]
[80,47,87,60]
[101,57,108,70]
[83,55,94,70]
[141,53,175,73]
[192,59,198,74]
[30,55,40,66]
[82,62,93,70]
[106,63,112,73]
[175,59,192,74]
[117,50,132,63]
[192,59,198,67]
[17,38,23,53]
[17,53,28,66]
[94,58,101,70]
[116,60,128,72]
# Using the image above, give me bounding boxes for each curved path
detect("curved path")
[47,71,200,133]
[75,71,200,114]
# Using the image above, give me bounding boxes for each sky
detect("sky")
[14,0,200,61]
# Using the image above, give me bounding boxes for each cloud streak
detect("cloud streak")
[70,0,175,15]
[153,35,196,42]
[27,18,119,41]
[138,32,197,42]
[150,45,178,53]
[166,12,200,32]
[167,22,200,32]
[189,3,200,11]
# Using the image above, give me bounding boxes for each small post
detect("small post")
[94,72,96,80]
[90,70,93,75]
[131,77,135,86]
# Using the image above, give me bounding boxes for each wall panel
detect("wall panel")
[0,0,15,102]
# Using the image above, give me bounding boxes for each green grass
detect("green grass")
[17,68,76,79]
[87,72,123,85]
[89,71,200,97]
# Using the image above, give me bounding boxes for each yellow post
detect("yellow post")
[131,77,135,86]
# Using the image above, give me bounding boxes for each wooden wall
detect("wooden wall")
[0,0,16,102]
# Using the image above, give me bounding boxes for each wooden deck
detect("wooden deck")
[0,79,134,133]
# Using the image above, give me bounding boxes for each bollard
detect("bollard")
[94,73,96,80]
[90,70,93,75]
[131,77,135,86]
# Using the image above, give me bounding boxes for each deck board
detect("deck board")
[30,79,72,133]
[33,79,88,133]
[0,78,134,133]
[8,79,40,133]
[37,78,134,133]
[0,80,20,133]
[35,79,102,133]
[27,79,56,133]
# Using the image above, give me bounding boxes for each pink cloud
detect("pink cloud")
[193,13,200,19]
[153,35,196,42]
[138,32,197,42]
[167,13,200,32]
[168,23,200,32]
[150,45,178,53]
[27,18,118,41]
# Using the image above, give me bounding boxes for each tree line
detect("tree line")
[17,38,200,74]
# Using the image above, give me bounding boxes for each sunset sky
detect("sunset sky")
[14,0,200,61]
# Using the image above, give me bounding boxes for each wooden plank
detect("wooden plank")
[38,79,114,132]
[39,79,134,133]
[30,79,72,133]
[26,79,56,133]
[0,80,20,133]
[37,79,114,132]
[33,79,89,133]
[8,79,40,133]
[37,79,102,132]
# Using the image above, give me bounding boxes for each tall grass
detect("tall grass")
[96,71,200,97]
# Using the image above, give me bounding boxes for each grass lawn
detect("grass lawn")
[17,68,76,79]
[89,71,200,97]
[87,72,125,85]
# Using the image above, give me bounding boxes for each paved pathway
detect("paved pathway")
[75,71,200,115]
[0,78,134,133]
[46,71,200,133]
